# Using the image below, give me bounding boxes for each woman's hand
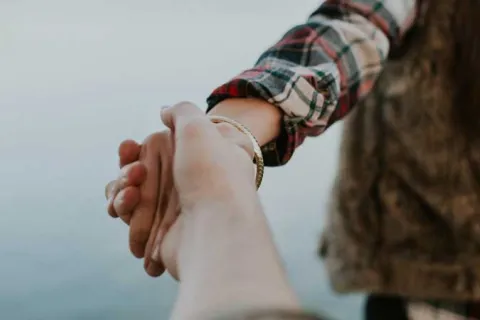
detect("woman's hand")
[105,102,256,278]
[163,102,257,209]
[105,102,302,319]
[105,131,178,277]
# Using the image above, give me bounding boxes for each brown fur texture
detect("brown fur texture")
[320,0,480,300]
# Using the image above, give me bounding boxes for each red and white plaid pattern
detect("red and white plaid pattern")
[207,0,417,166]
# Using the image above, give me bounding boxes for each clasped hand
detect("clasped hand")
[104,102,256,278]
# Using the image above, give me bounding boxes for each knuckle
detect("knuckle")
[171,101,197,116]
[118,139,137,152]
[121,162,143,182]
[174,101,195,108]
[181,118,207,139]
[143,131,163,145]
[143,131,172,153]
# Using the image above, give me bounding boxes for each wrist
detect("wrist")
[176,191,261,275]
[209,115,264,190]
[183,180,259,218]
[207,98,282,147]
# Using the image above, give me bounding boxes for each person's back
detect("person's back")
[321,0,480,317]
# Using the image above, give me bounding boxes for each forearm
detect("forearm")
[171,191,300,320]
[206,1,417,166]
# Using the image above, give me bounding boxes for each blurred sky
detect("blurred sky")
[0,1,363,319]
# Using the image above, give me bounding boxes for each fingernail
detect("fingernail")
[161,105,170,111]
[151,246,161,262]
[151,229,165,262]
[116,191,125,206]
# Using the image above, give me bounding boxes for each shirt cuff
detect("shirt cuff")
[206,65,338,167]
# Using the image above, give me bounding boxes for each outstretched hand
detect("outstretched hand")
[104,102,256,278]
[105,129,178,277]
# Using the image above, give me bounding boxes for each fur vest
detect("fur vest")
[320,0,480,300]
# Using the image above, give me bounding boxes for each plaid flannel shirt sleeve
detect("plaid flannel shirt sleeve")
[206,0,417,166]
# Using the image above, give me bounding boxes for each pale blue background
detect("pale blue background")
[0,1,363,319]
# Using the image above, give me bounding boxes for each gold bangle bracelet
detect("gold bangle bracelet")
[209,115,264,190]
